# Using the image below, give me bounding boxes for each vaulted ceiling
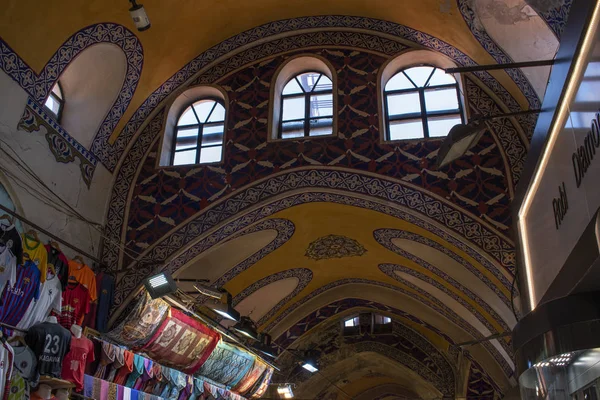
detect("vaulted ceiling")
[0,0,572,398]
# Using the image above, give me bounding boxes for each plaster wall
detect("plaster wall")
[0,69,113,263]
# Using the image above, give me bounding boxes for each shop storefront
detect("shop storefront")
[514,0,600,398]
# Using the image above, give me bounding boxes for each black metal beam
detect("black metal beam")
[445,59,555,74]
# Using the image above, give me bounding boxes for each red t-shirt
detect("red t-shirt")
[61,335,95,391]
[59,283,90,329]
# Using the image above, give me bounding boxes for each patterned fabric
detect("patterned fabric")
[142,308,220,374]
[95,341,117,379]
[196,341,255,388]
[232,359,267,394]
[125,354,145,388]
[84,374,169,400]
[249,368,273,399]
[106,293,170,349]
[8,370,28,400]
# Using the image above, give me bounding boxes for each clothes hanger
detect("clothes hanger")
[0,214,13,224]
[8,335,27,347]
[25,229,40,242]
[49,241,61,251]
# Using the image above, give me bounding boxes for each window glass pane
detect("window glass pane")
[283,78,304,95]
[202,124,224,146]
[427,68,456,86]
[51,83,62,99]
[424,88,459,112]
[173,149,197,165]
[178,107,198,126]
[175,140,196,151]
[309,94,333,117]
[45,96,60,116]
[281,120,305,139]
[405,66,434,87]
[193,100,216,123]
[282,97,305,121]
[383,316,391,324]
[313,75,332,92]
[309,118,333,136]
[428,115,462,137]
[199,146,222,163]
[389,119,424,140]
[385,73,414,91]
[297,72,321,92]
[207,103,226,123]
[386,92,421,116]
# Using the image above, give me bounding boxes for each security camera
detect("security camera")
[129,0,151,31]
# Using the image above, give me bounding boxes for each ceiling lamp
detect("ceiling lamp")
[144,272,178,299]
[128,0,151,31]
[436,109,541,168]
[300,350,319,373]
[233,316,259,341]
[255,333,277,358]
[277,384,295,399]
[208,291,240,322]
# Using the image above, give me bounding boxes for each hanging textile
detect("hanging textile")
[232,359,267,395]
[196,341,255,388]
[248,367,273,399]
[142,308,220,374]
[106,293,170,349]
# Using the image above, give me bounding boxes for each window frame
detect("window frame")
[383,66,464,141]
[170,97,226,166]
[44,81,65,123]
[278,70,334,140]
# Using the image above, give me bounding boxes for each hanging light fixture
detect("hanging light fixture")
[277,384,295,399]
[233,316,259,341]
[208,291,240,322]
[301,350,319,373]
[128,0,151,31]
[436,109,541,168]
[254,333,277,358]
[144,272,178,299]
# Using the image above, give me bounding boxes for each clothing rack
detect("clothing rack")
[0,321,28,333]
[0,203,108,269]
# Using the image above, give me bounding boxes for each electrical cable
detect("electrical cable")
[0,141,144,260]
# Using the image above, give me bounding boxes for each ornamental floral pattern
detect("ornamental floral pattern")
[305,235,366,261]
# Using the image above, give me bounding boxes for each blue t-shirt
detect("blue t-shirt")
[0,260,41,329]
[95,272,115,332]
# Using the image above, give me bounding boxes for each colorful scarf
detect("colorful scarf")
[106,293,170,349]
[142,308,220,374]
[249,367,274,399]
[232,359,267,394]
[196,341,255,388]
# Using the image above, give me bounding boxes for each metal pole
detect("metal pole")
[445,59,555,74]
[455,331,512,347]
[0,203,107,268]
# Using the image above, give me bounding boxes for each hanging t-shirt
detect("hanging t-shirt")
[67,261,97,302]
[0,244,16,297]
[95,273,114,333]
[17,274,62,330]
[0,340,14,400]
[58,282,90,329]
[0,261,41,330]
[25,322,71,378]
[61,335,94,391]
[0,224,22,266]
[113,350,134,386]
[12,344,37,381]
[44,246,68,290]
[21,235,48,283]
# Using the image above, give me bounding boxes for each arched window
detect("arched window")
[172,99,226,166]
[374,314,391,325]
[279,72,333,139]
[44,82,64,122]
[269,55,337,141]
[344,316,359,327]
[383,65,464,141]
